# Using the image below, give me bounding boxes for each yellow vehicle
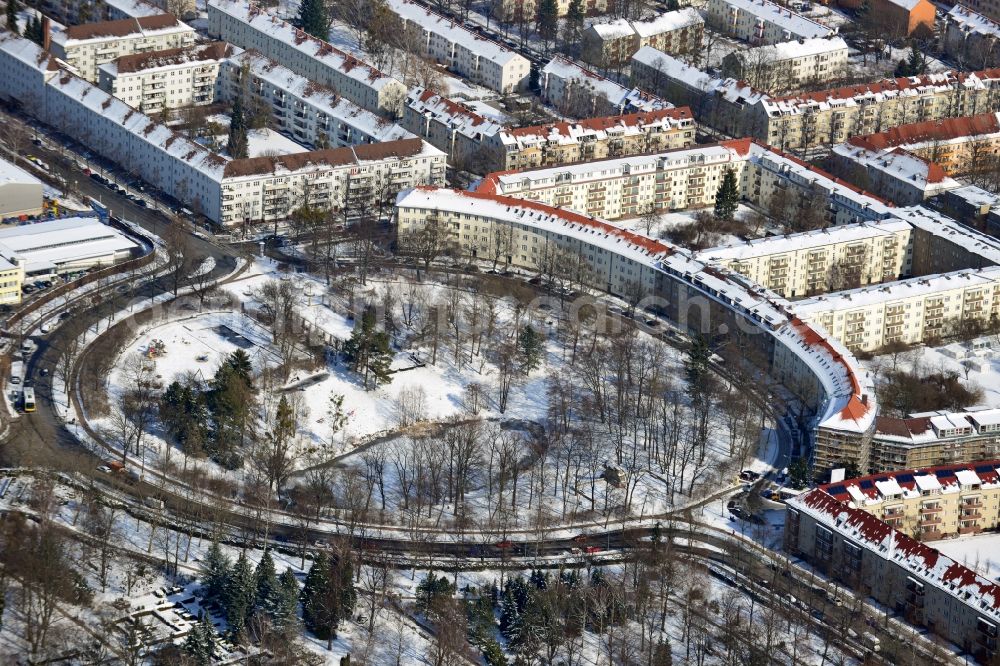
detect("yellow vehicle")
[22,387,35,412]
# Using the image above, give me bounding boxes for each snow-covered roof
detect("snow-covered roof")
[48,70,228,181]
[794,266,1000,314]
[50,14,194,47]
[832,143,957,193]
[734,36,848,63]
[0,156,42,188]
[955,469,982,486]
[874,478,903,497]
[397,186,874,434]
[591,18,634,39]
[102,0,165,18]
[633,8,703,37]
[222,138,442,179]
[498,107,693,148]
[541,57,672,112]
[895,205,1000,265]
[406,87,504,140]
[945,185,1000,209]
[100,42,233,77]
[0,30,63,72]
[714,0,835,39]
[631,46,769,105]
[386,0,526,66]
[761,68,1000,117]
[0,217,138,273]
[947,4,1000,38]
[698,218,911,263]
[914,474,943,492]
[479,138,750,195]
[227,49,414,143]
[209,0,401,92]
[790,488,1000,620]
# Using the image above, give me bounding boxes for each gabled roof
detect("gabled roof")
[58,14,189,42]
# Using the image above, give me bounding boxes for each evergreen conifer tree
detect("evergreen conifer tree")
[536,0,558,47]
[7,0,20,35]
[224,551,254,637]
[300,551,329,631]
[343,306,393,389]
[200,541,231,603]
[563,0,585,56]
[517,325,543,375]
[274,567,300,630]
[184,612,216,665]
[254,549,279,616]
[296,0,328,40]
[227,91,249,159]
[713,169,739,220]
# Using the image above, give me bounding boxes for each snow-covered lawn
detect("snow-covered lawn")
[930,532,1000,581]
[860,333,1000,411]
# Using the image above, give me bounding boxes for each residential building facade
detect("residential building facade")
[49,14,197,82]
[218,50,414,151]
[207,0,407,117]
[581,9,703,67]
[401,88,503,170]
[720,36,849,93]
[487,108,696,171]
[386,0,529,94]
[540,57,671,118]
[706,0,835,45]
[97,41,232,113]
[944,5,1000,69]
[786,488,1000,664]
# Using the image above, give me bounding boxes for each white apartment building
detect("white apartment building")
[831,143,960,205]
[706,0,835,45]
[944,4,1000,69]
[98,41,232,113]
[218,139,446,226]
[581,9,704,67]
[796,266,1000,351]
[489,108,696,171]
[540,57,672,118]
[218,50,414,150]
[0,31,445,227]
[402,88,504,170]
[386,0,530,94]
[477,138,892,224]
[48,14,197,82]
[721,36,849,92]
[207,0,407,117]
[698,219,915,298]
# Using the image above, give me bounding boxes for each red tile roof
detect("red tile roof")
[848,112,1000,151]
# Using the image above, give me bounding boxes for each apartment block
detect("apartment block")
[699,219,913,298]
[795,266,1000,352]
[581,9,703,67]
[386,0,529,94]
[207,0,407,117]
[706,0,835,45]
[831,144,958,205]
[868,415,1000,472]
[842,112,1000,178]
[747,69,1000,153]
[540,57,671,118]
[401,88,503,170]
[49,14,197,82]
[487,108,696,171]
[0,157,44,219]
[476,138,891,225]
[0,31,445,227]
[945,5,1000,69]
[97,41,231,114]
[630,47,768,138]
[720,36,849,93]
[218,50,414,150]
[786,488,1000,663]
[218,139,446,226]
[497,0,607,21]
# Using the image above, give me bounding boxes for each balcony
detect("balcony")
[920,505,942,515]
[959,525,982,535]
[963,499,984,508]
[962,510,982,519]
[919,514,942,525]
[919,529,943,541]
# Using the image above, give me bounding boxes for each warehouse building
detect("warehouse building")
[0,158,44,220]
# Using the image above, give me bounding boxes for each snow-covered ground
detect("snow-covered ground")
[860,333,1000,411]
[930,532,1000,581]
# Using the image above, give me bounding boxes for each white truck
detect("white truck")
[862,632,881,652]
[9,361,23,386]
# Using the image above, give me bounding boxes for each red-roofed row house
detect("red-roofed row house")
[787,486,1000,662]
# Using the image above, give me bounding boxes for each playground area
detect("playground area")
[128,311,280,383]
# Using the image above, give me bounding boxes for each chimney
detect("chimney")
[42,16,51,52]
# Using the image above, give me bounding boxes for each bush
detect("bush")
[880,369,983,417]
